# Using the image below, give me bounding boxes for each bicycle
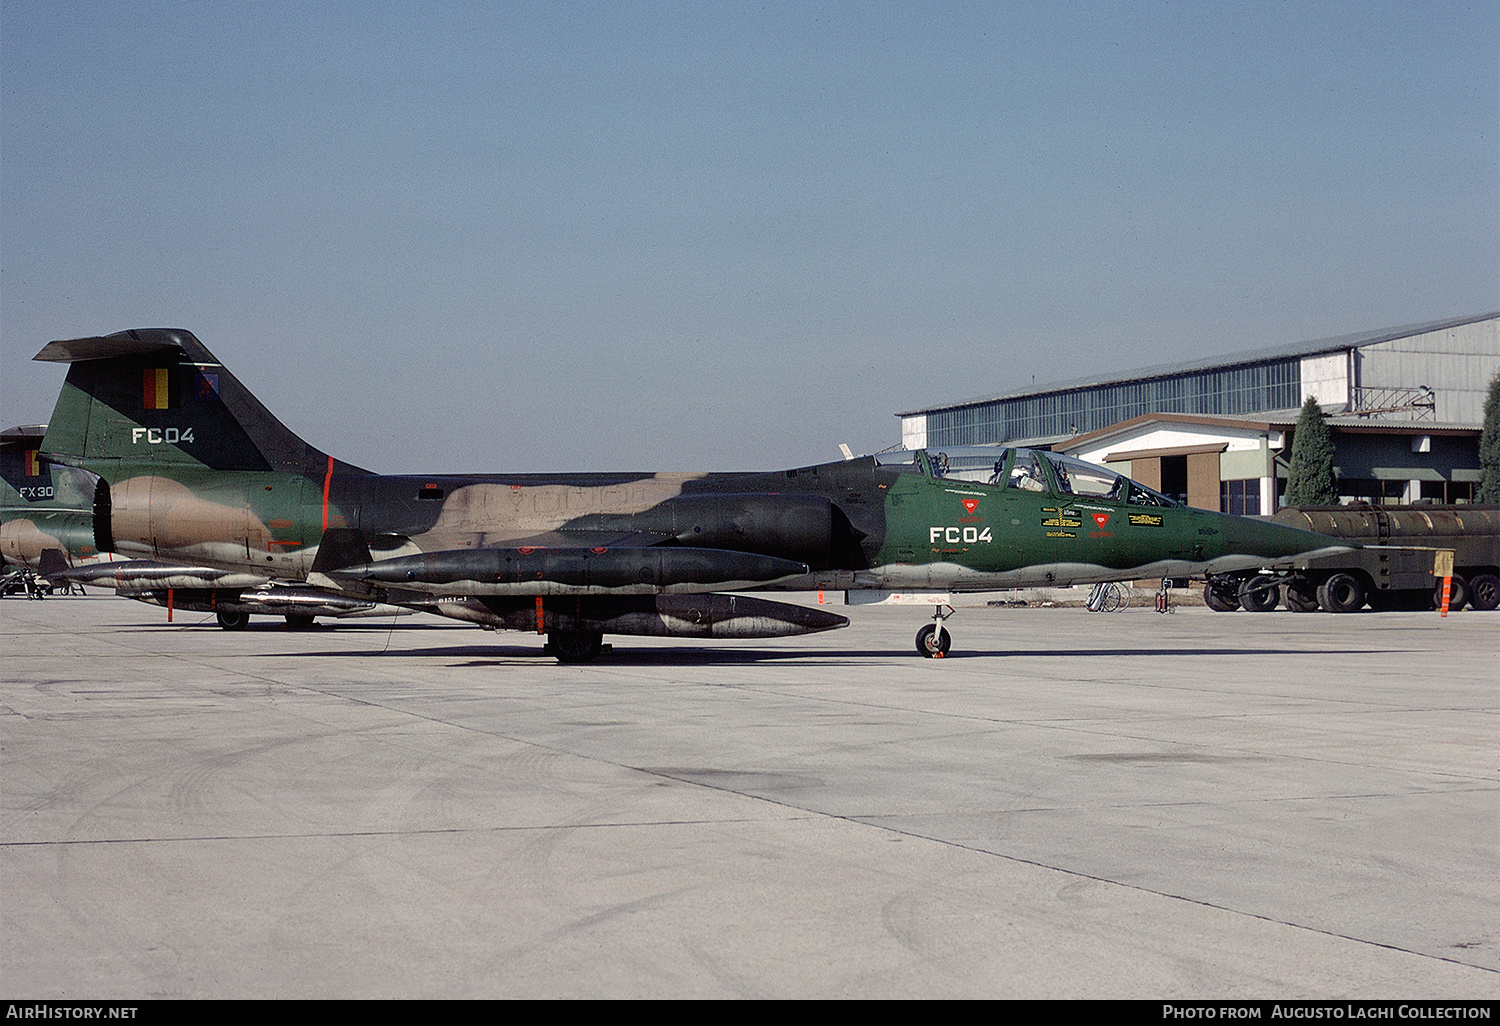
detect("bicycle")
[1086,581,1129,612]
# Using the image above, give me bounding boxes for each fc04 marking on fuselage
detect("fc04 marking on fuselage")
[930,526,993,544]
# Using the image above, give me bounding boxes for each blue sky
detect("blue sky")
[4,1,1496,471]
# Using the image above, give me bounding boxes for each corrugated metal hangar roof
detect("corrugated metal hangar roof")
[898,310,1499,416]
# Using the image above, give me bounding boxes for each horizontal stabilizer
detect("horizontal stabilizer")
[34,335,181,363]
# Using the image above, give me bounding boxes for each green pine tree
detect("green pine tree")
[1284,396,1339,506]
[1479,372,1500,504]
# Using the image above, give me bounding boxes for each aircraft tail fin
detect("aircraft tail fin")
[34,329,369,478]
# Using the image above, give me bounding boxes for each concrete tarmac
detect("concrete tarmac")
[2,594,1496,999]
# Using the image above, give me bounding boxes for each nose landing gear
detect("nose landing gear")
[915,604,955,658]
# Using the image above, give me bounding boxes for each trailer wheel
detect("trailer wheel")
[1468,573,1500,611]
[1203,581,1240,612]
[1317,573,1366,613]
[1284,578,1320,612]
[1239,576,1280,612]
[1433,575,1468,612]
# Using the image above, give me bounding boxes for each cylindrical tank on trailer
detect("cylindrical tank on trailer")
[1266,504,1500,613]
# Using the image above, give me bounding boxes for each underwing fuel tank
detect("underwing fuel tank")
[330,546,813,596]
[432,592,849,639]
[53,560,272,591]
[52,561,405,619]
[126,586,397,620]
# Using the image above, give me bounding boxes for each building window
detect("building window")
[923,356,1302,446]
[1221,479,1260,516]
[1421,480,1474,504]
[1338,479,1405,506]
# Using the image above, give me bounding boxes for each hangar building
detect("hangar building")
[896,311,1499,513]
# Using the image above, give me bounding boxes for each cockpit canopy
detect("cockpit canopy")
[874,446,1178,508]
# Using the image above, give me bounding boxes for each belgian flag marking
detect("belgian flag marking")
[143,367,171,409]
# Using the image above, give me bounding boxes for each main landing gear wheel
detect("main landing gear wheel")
[216,609,249,631]
[284,614,316,630]
[548,630,605,664]
[915,623,951,658]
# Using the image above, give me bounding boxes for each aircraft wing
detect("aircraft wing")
[324,544,813,598]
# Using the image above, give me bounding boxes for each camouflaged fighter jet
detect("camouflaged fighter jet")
[2,424,408,624]
[1,424,96,574]
[26,328,1351,660]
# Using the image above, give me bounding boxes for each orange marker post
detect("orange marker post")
[1435,550,1455,618]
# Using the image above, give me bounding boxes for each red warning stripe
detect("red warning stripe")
[322,455,334,532]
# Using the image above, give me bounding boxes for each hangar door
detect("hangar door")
[1105,444,1227,511]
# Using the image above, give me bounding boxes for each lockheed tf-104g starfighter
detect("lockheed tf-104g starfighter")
[16,329,1349,660]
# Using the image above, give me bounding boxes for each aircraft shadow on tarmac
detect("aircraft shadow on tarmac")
[111,621,1386,665]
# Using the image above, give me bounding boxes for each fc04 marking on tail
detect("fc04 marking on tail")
[131,427,195,444]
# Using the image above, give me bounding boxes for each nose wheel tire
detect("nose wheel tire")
[216,609,249,631]
[915,623,951,658]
